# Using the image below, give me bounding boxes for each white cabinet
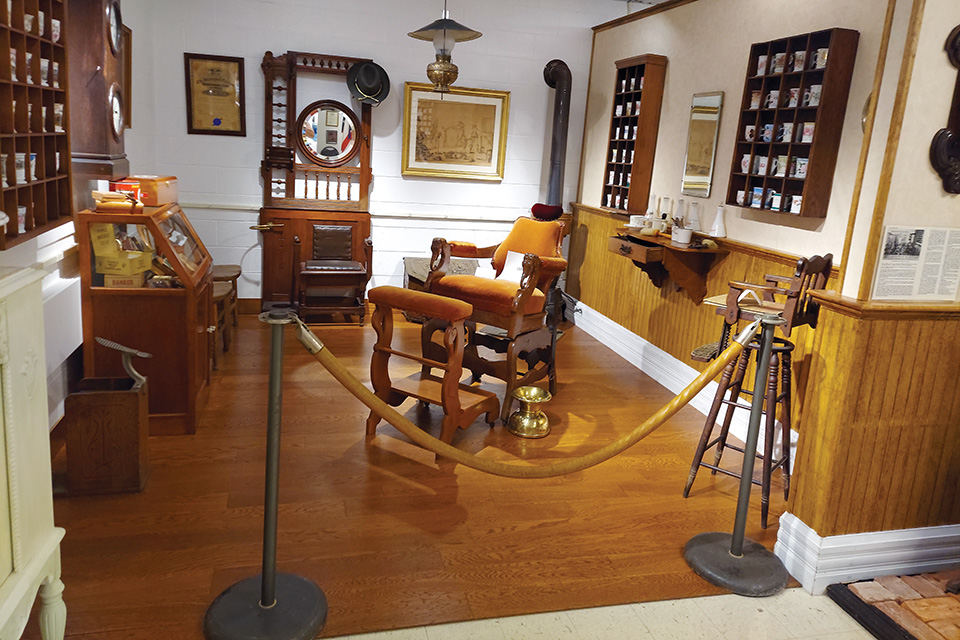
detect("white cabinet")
[0,268,65,640]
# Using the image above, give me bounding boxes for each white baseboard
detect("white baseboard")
[573,301,796,456]
[775,512,960,594]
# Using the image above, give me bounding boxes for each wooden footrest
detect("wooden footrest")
[691,341,720,362]
[392,372,498,414]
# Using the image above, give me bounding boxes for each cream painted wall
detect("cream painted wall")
[580,0,890,263]
[122,0,625,295]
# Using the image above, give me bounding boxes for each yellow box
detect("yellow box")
[90,223,120,257]
[95,251,154,276]
[103,273,146,288]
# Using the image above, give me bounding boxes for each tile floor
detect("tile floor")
[333,588,873,639]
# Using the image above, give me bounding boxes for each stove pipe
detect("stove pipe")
[543,59,571,208]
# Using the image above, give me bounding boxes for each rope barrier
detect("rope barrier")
[293,318,759,479]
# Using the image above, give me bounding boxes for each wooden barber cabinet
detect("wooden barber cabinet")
[258,51,376,321]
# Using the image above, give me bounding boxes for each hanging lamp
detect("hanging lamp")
[408,0,481,92]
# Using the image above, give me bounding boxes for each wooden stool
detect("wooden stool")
[211,281,234,370]
[683,335,794,528]
[212,264,241,327]
[365,286,500,446]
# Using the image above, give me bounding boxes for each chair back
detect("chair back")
[492,218,564,288]
[312,224,353,260]
[782,253,833,333]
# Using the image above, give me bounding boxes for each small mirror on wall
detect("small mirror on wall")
[296,99,362,167]
[681,91,723,198]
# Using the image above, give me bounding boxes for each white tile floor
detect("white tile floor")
[334,588,873,640]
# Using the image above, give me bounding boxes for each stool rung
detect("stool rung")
[720,399,757,412]
[697,462,762,486]
[713,442,764,460]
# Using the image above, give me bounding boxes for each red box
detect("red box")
[110,175,178,206]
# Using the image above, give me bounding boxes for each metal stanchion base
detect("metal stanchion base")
[684,532,789,597]
[204,573,327,640]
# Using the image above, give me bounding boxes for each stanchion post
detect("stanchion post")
[683,314,790,597]
[203,310,328,640]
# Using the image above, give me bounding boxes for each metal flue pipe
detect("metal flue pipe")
[543,59,571,207]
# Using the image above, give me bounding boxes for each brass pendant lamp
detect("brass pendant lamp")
[408,0,481,92]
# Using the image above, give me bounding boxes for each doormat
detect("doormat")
[826,569,960,640]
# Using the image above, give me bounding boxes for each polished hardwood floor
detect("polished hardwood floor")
[28,314,783,639]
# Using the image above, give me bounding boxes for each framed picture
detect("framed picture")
[402,82,509,181]
[183,53,246,136]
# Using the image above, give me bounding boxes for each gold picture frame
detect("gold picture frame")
[402,82,509,181]
[183,53,246,136]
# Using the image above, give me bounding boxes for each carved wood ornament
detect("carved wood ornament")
[930,24,960,194]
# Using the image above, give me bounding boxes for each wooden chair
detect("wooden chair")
[298,224,372,325]
[683,254,832,528]
[365,286,500,447]
[422,217,567,423]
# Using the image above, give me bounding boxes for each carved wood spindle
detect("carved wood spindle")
[346,175,352,201]
[314,171,320,199]
[336,174,341,200]
[325,174,330,200]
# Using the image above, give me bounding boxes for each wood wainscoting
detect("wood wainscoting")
[788,293,960,536]
[567,203,838,433]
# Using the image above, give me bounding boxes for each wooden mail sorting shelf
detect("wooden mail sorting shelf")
[608,228,726,303]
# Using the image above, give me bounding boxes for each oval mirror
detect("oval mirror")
[295,100,362,167]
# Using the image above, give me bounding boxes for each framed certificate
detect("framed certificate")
[183,53,246,136]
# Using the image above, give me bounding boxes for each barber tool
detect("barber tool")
[94,337,151,386]
[204,310,327,640]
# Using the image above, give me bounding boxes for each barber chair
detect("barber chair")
[423,217,567,423]
[298,224,372,325]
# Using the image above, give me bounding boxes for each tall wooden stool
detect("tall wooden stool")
[212,264,241,327]
[682,254,833,529]
[683,336,794,528]
[365,286,500,446]
[211,281,234,370]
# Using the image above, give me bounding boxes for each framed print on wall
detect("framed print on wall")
[184,53,246,136]
[402,82,509,181]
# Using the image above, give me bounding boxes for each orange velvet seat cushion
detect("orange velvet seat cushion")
[368,286,473,322]
[431,275,545,317]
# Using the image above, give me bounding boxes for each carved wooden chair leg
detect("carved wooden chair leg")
[500,339,523,423]
[683,356,739,498]
[760,349,780,529]
[711,349,751,470]
[780,350,793,500]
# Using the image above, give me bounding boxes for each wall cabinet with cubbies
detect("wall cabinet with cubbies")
[601,53,666,214]
[726,28,858,218]
[0,0,71,249]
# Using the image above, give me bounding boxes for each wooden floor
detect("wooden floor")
[27,314,784,639]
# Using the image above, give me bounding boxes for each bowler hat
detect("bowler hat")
[347,61,390,106]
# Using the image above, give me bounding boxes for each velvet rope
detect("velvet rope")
[294,319,752,479]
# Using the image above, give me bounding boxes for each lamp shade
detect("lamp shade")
[408,17,481,48]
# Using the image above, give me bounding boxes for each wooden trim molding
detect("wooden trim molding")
[571,202,842,278]
[593,0,698,33]
[857,0,929,300]
[809,289,960,320]
[838,0,899,292]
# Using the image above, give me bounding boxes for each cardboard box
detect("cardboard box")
[90,223,120,257]
[95,251,153,276]
[110,175,177,206]
[103,273,146,288]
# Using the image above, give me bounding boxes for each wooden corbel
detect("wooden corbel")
[930,24,960,194]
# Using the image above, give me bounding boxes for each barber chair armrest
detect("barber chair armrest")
[539,256,568,281]
[723,280,791,324]
[447,241,497,259]
[510,253,544,314]
[364,236,373,282]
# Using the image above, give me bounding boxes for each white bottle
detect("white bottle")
[709,204,726,238]
[687,201,701,231]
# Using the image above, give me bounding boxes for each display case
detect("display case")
[75,203,213,435]
[0,0,74,250]
[725,28,859,218]
[601,54,667,214]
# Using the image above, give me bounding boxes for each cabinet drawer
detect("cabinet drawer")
[607,236,664,263]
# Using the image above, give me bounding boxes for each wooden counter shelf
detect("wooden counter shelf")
[608,228,727,303]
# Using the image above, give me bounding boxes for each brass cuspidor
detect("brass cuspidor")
[294,317,754,479]
[506,386,552,439]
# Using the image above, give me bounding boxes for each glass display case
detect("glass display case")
[76,203,213,435]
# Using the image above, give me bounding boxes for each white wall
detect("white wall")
[122,0,625,296]
[581,0,890,263]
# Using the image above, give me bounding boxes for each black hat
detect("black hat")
[347,61,390,106]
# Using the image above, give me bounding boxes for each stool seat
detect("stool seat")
[211,281,235,369]
[212,264,241,281]
[302,259,367,274]
[212,281,232,301]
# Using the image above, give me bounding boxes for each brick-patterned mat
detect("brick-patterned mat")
[827,569,960,640]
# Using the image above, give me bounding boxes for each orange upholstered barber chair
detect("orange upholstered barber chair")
[423,217,567,423]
